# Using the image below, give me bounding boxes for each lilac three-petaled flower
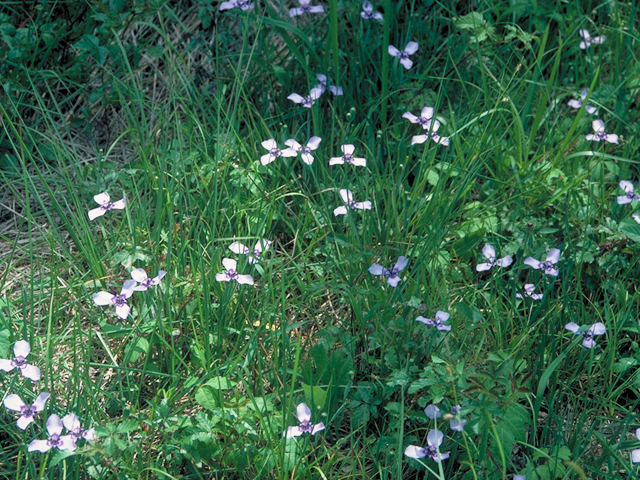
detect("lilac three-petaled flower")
[411,120,450,146]
[329,144,367,167]
[586,120,619,144]
[617,181,640,205]
[476,244,513,272]
[28,414,76,453]
[402,106,434,129]
[216,258,254,285]
[388,41,419,69]
[285,136,322,165]
[524,248,561,277]
[579,29,605,50]
[289,0,324,17]
[361,1,383,21]
[448,405,467,432]
[565,322,606,349]
[88,192,126,221]
[260,139,298,166]
[63,413,96,442]
[219,0,254,10]
[4,392,50,429]
[315,74,343,96]
[229,239,272,264]
[333,189,372,216]
[567,88,597,114]
[131,269,166,291]
[93,280,137,320]
[514,476,526,480]
[0,340,41,381]
[404,429,450,462]
[287,86,324,108]
[368,256,408,287]
[416,311,452,331]
[284,402,325,438]
[516,284,543,300]
[631,428,640,463]
[424,404,442,420]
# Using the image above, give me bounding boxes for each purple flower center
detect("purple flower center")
[48,433,61,447]
[139,278,151,288]
[298,420,313,434]
[101,202,115,211]
[20,405,36,417]
[300,5,311,12]
[11,355,27,368]
[344,153,354,163]
[427,445,440,460]
[238,0,250,7]
[302,96,314,107]
[302,146,311,154]
[399,52,410,60]
[270,148,282,158]
[226,269,239,281]
[417,117,430,126]
[541,261,555,272]
[113,294,128,307]
[594,130,606,140]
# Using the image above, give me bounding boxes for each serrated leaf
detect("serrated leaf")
[408,377,437,394]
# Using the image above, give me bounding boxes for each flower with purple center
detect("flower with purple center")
[88,192,126,221]
[0,340,41,381]
[329,144,367,167]
[447,405,467,432]
[411,120,450,146]
[586,120,618,144]
[289,0,324,17]
[260,139,298,166]
[216,258,254,285]
[284,402,325,438]
[63,413,96,442]
[631,428,640,463]
[516,284,543,301]
[565,322,606,349]
[476,244,513,272]
[28,414,76,453]
[388,41,419,69]
[402,106,434,128]
[228,239,272,264]
[361,1,383,21]
[579,29,605,49]
[333,189,372,216]
[4,392,50,430]
[524,248,561,277]
[285,136,322,165]
[93,280,137,320]
[416,311,451,332]
[617,181,640,205]
[315,74,343,96]
[219,0,254,10]
[287,86,324,108]
[131,268,167,291]
[567,88,597,114]
[404,429,450,462]
[368,256,408,287]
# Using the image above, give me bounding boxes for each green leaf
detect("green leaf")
[613,357,638,373]
[620,221,640,243]
[283,438,301,473]
[301,382,327,410]
[0,329,10,357]
[204,376,237,390]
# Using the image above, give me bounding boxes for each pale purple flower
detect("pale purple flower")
[260,139,298,166]
[515,284,543,301]
[404,429,450,462]
[289,0,324,17]
[424,404,442,420]
[402,106,434,129]
[411,120,449,146]
[93,280,137,320]
[4,392,50,429]
[285,136,322,165]
[361,1,383,21]
[633,213,640,224]
[567,88,597,114]
[524,248,561,276]
[219,0,254,11]
[329,144,367,167]
[514,476,526,480]
[28,414,76,453]
[284,402,325,438]
[368,256,408,287]
[631,428,640,463]
[476,244,513,272]
[0,340,41,381]
[131,269,166,291]
[617,181,640,205]
[228,239,272,264]
[388,41,419,69]
[333,189,372,216]
[287,86,324,108]
[88,192,126,221]
[448,405,467,432]
[315,74,343,96]
[416,311,451,331]
[216,258,254,285]
[585,120,618,144]
[565,322,606,349]
[579,29,605,50]
[62,413,96,442]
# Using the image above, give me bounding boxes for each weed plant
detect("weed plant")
[1,0,640,479]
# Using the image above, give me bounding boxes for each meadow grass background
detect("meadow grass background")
[1,0,640,478]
